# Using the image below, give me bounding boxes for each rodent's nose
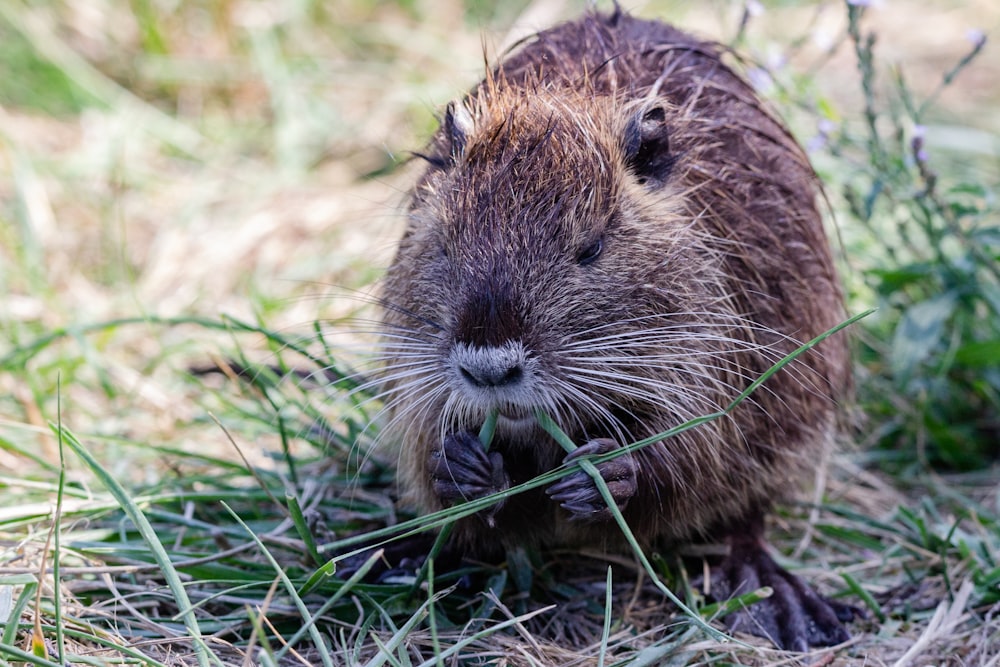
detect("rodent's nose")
[459,362,523,389]
[451,341,528,392]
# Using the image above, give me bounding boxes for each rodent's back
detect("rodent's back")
[381,10,847,550]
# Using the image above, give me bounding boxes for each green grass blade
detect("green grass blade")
[1,578,37,645]
[275,549,386,663]
[52,384,65,662]
[411,604,557,667]
[841,572,885,622]
[0,643,63,667]
[286,492,322,565]
[58,425,218,667]
[361,595,439,667]
[221,502,334,667]
[697,587,773,619]
[598,566,613,667]
[723,309,874,412]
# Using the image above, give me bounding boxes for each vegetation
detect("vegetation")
[837,6,999,470]
[1,0,997,664]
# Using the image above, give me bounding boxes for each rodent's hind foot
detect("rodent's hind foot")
[546,438,638,521]
[430,431,509,517]
[707,538,860,652]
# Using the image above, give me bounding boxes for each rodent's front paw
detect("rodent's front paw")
[546,438,638,522]
[429,431,509,508]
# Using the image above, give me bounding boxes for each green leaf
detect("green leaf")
[954,340,1000,367]
[867,264,931,293]
[890,293,957,378]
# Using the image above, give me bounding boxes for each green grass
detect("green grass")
[0,23,93,115]
[2,0,999,664]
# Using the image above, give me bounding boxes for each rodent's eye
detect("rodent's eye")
[576,237,603,265]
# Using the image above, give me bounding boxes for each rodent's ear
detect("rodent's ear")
[444,100,476,162]
[623,106,674,185]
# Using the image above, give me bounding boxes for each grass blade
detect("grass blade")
[221,502,334,667]
[58,425,218,667]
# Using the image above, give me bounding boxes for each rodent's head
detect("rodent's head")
[381,84,739,442]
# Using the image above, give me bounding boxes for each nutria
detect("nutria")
[378,8,856,651]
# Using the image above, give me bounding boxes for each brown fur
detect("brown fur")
[380,10,848,556]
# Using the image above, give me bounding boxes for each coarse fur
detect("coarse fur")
[380,9,848,579]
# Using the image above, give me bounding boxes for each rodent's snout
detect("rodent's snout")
[458,357,523,389]
[449,341,538,410]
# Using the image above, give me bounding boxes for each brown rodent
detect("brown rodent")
[379,8,855,652]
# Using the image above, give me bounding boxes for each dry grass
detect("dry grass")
[2,0,999,665]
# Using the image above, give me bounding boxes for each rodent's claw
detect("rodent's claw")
[429,431,509,510]
[546,438,637,522]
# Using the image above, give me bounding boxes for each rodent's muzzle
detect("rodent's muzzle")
[448,340,541,415]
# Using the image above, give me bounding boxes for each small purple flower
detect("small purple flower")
[912,126,929,163]
[965,28,987,48]
[806,135,827,153]
[766,51,788,70]
[806,119,837,153]
[746,67,773,93]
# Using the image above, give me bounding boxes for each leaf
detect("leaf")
[954,340,1000,367]
[974,565,1000,604]
[817,96,840,121]
[890,293,957,379]
[868,264,931,294]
